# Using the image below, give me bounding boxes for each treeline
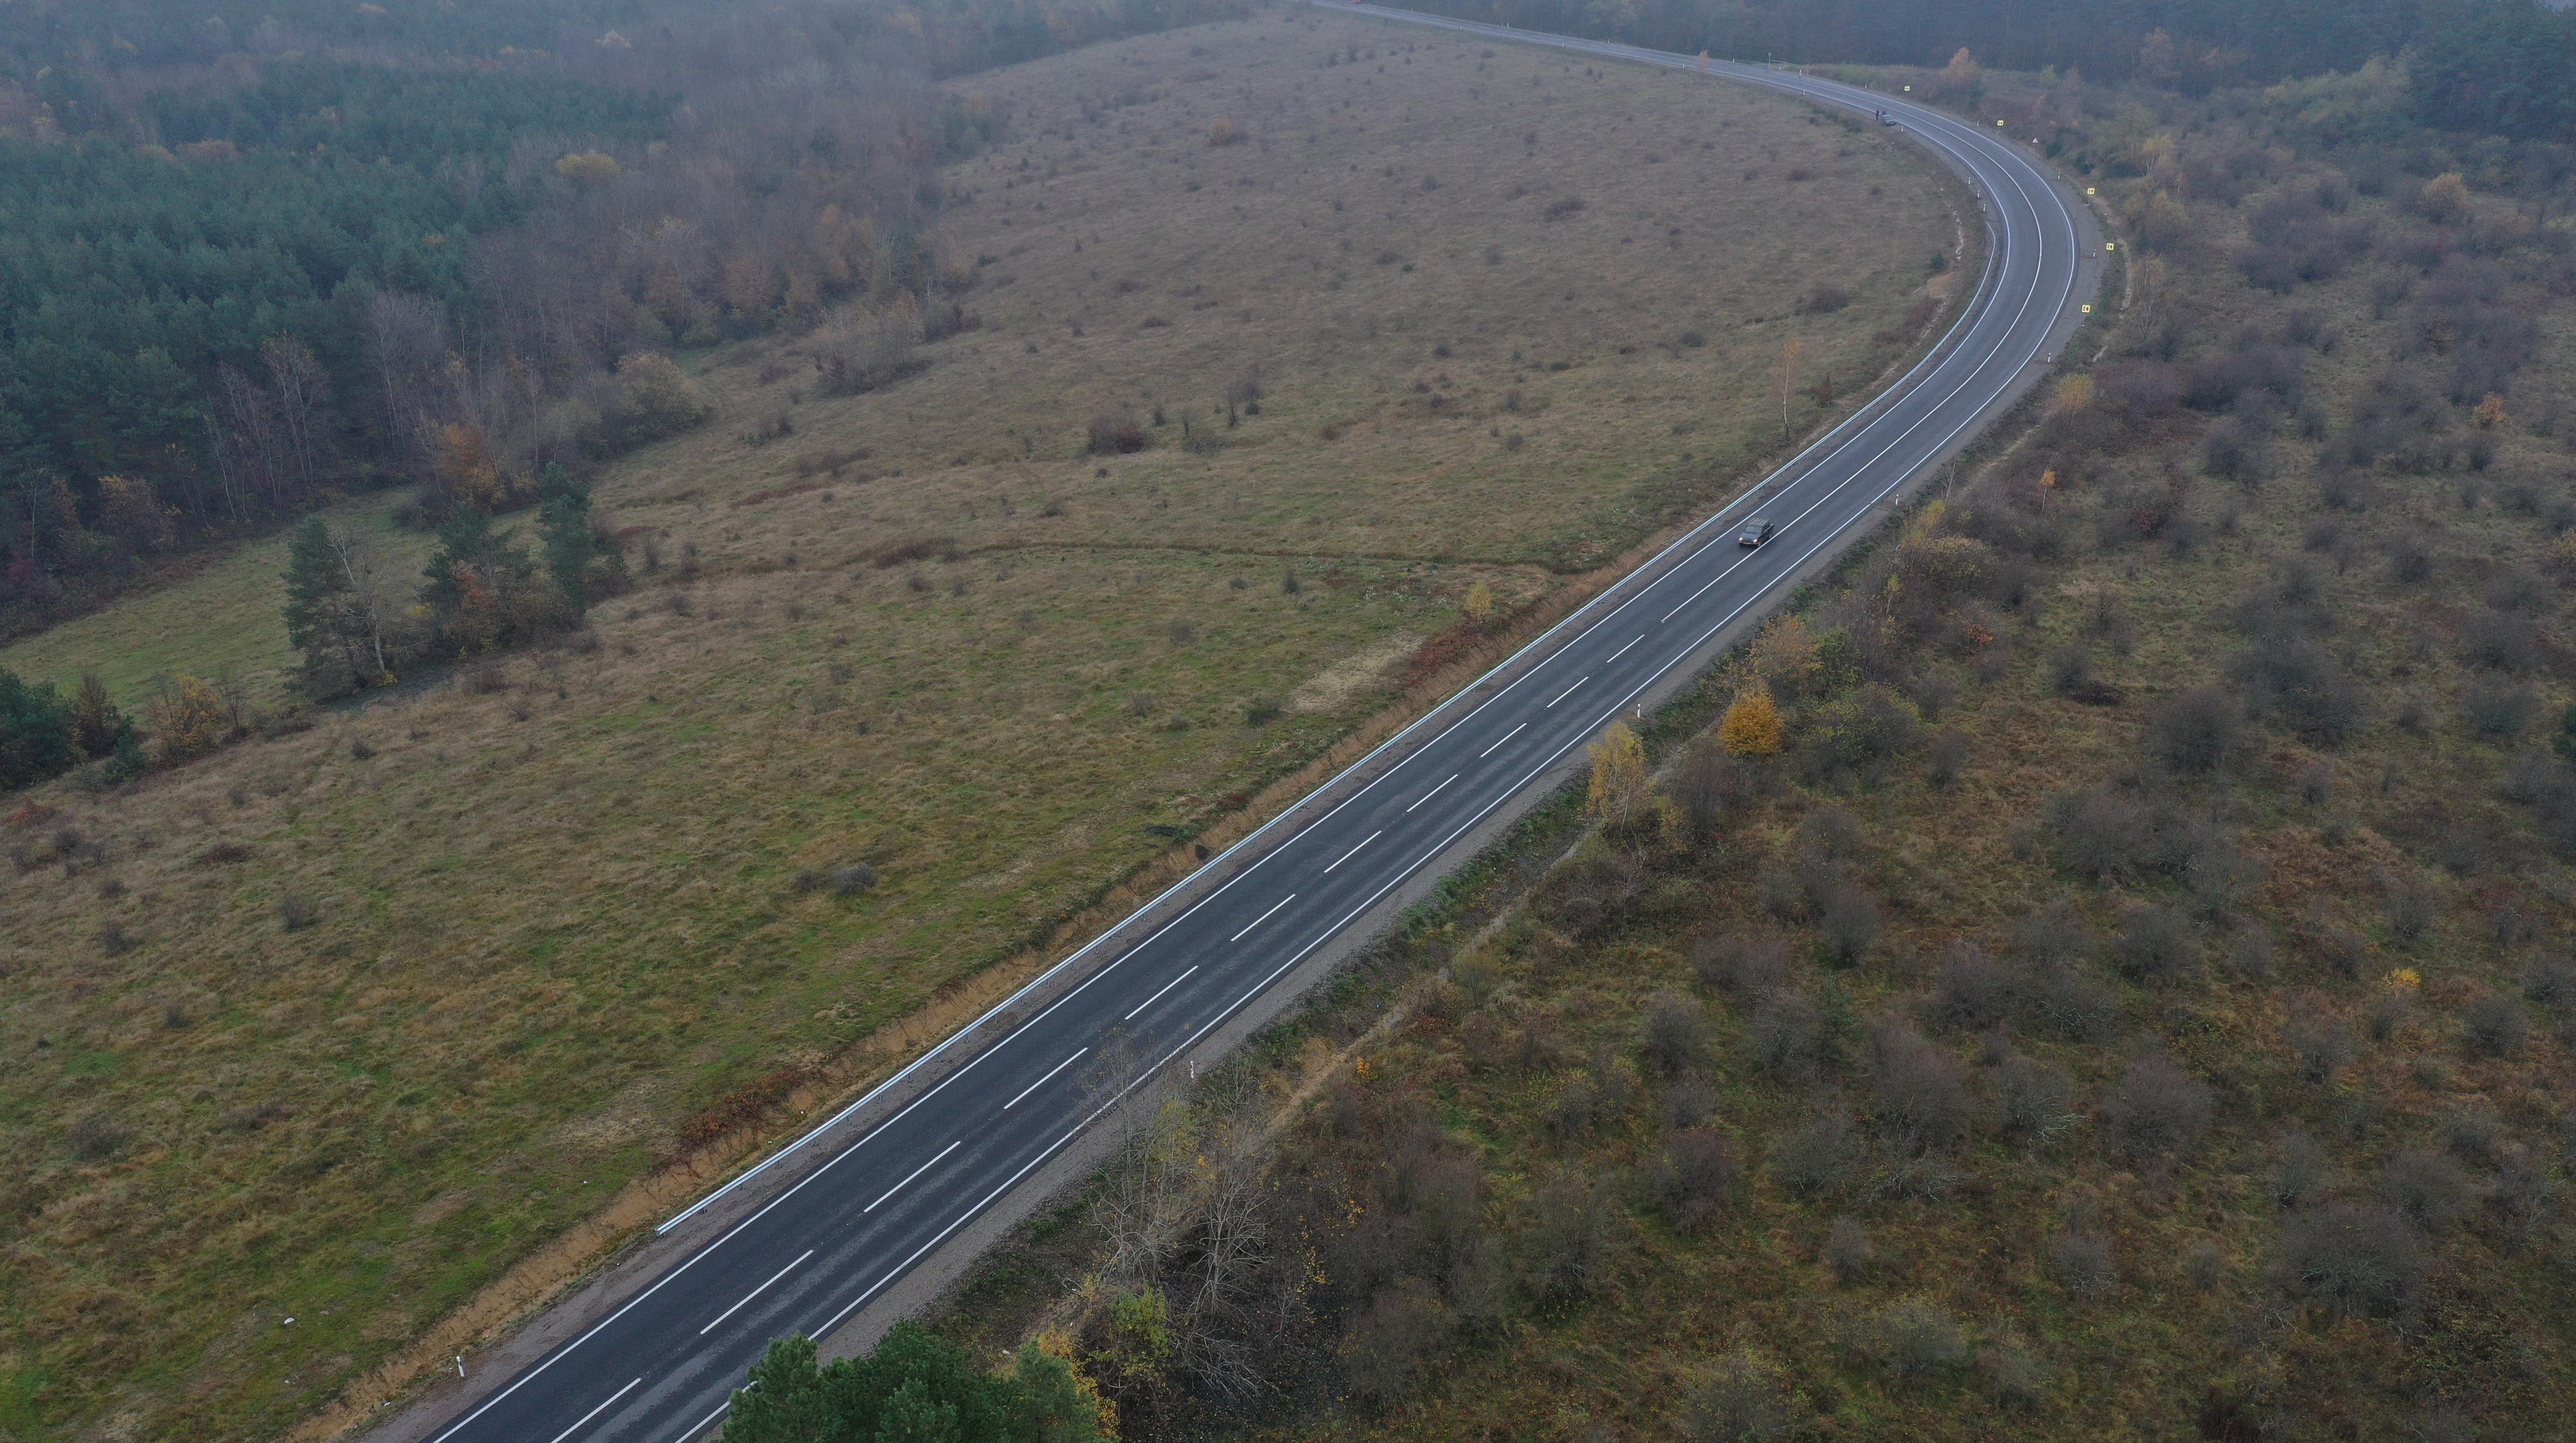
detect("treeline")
[1405,0,2576,139]
[0,0,1242,635]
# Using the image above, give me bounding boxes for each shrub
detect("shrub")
[2278,1203,2425,1317]
[1691,931,1788,1002]
[1822,1215,1872,1284]
[2023,965,2124,1043]
[2521,954,2576,1005]
[1526,1170,1626,1304]
[2378,1148,2473,1233]
[1815,880,1882,966]
[1745,989,1827,1081]
[1651,1128,1739,1233]
[278,894,320,931]
[2112,905,2199,985]
[1771,1111,1853,1198]
[2464,678,2540,740]
[1866,1020,1972,1152]
[1925,728,1969,788]
[1924,944,2014,1031]
[1676,1348,1794,1443]
[1873,1300,1967,1386]
[1338,1279,1455,1406]
[2104,1053,2213,1159]
[2462,992,2529,1056]
[2270,1129,2329,1209]
[2286,1002,2356,1083]
[830,864,878,896]
[1978,1336,2048,1409]
[2052,1232,2114,1298]
[1086,410,1147,455]
[2047,784,2150,880]
[1617,984,1707,1073]
[2229,635,2365,745]
[68,1114,128,1161]
[1992,1054,2077,1146]
[1663,1072,1718,1130]
[2144,687,2245,774]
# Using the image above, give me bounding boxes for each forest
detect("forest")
[1409,0,2576,140]
[0,0,1235,643]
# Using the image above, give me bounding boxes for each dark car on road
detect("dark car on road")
[1736,517,1776,547]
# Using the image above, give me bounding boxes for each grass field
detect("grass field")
[0,16,1958,1442]
[923,61,2576,1443]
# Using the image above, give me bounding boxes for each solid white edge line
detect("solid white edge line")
[1476,722,1526,759]
[865,1140,961,1212]
[1323,831,1382,873]
[1124,965,1201,1021]
[443,28,2075,1441]
[1003,1048,1087,1110]
[697,1249,814,1336]
[544,1378,640,1443]
[675,1398,732,1443]
[1228,895,1296,943]
[1402,774,1458,813]
[1544,676,1588,708]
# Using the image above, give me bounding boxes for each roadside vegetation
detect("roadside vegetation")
[920,31,2576,1443]
[0,14,1953,1442]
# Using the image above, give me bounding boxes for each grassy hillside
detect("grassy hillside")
[0,15,1958,1442]
[923,50,2576,1443]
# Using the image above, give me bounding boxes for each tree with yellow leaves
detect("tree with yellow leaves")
[1462,580,1496,623]
[148,675,229,763]
[1718,688,1783,757]
[1586,721,1649,828]
[2474,393,2508,430]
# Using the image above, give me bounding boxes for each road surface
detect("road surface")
[406,14,2090,1443]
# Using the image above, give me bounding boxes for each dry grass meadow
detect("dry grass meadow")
[0,14,1957,1442]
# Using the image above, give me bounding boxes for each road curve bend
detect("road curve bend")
[393,16,2094,1443]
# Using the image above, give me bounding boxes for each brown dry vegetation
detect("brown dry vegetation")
[0,15,1956,1443]
[926,51,2576,1443]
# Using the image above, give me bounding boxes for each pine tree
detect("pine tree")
[0,665,78,790]
[68,672,128,758]
[537,462,599,613]
[284,516,391,693]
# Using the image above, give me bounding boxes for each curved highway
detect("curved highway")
[404,13,2090,1443]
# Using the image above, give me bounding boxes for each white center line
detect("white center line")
[1604,634,1645,664]
[1546,676,1589,707]
[1323,831,1382,873]
[1404,774,1459,812]
[1003,1048,1088,1110]
[1478,722,1527,758]
[545,1378,640,1443]
[866,1140,961,1212]
[698,1250,814,1335]
[1124,964,1200,1020]
[1229,894,1297,942]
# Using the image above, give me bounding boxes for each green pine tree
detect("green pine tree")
[0,665,78,791]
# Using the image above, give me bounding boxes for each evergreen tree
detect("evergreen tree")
[721,1325,1105,1443]
[536,462,601,613]
[67,672,129,758]
[284,515,391,693]
[419,506,534,653]
[0,664,77,790]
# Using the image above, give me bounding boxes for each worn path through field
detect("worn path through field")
[385,13,2096,1443]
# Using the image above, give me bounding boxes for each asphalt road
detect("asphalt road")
[412,16,2088,1443]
